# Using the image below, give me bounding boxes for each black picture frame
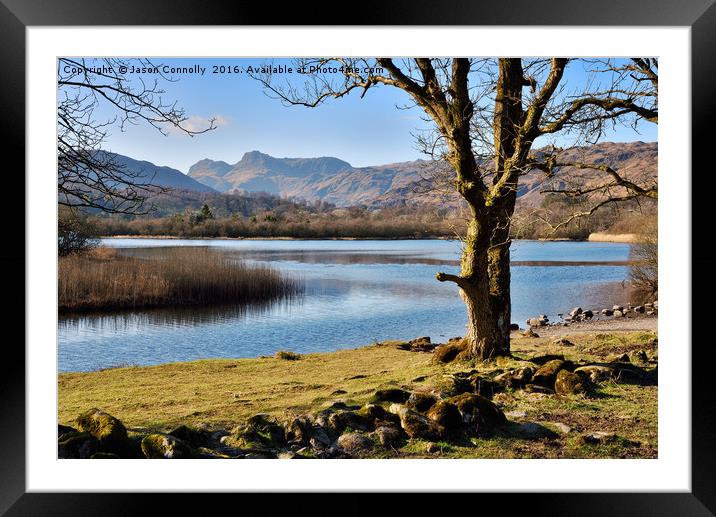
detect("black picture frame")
[3,0,714,513]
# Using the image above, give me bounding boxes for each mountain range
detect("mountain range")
[110,141,658,208]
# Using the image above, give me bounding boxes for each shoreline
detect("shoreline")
[58,328,658,459]
[100,234,635,243]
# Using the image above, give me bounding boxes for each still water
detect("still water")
[58,239,632,372]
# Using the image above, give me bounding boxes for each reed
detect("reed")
[58,247,302,311]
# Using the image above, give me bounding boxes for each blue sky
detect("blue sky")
[67,58,657,173]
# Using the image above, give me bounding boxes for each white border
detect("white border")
[28,27,690,492]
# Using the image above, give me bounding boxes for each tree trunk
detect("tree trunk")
[457,217,511,360]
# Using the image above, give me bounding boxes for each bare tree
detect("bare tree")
[58,58,216,215]
[252,58,654,360]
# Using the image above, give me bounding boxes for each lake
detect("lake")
[58,239,633,372]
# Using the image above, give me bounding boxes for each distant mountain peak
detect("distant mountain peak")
[183,142,656,207]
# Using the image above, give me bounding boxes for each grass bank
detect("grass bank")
[58,247,302,312]
[58,331,657,458]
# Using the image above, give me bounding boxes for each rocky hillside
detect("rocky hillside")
[106,152,217,194]
[187,142,657,208]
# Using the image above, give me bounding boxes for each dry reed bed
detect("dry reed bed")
[59,247,302,311]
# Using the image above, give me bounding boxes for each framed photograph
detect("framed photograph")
[4,0,714,513]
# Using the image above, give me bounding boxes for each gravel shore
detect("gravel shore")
[517,315,658,338]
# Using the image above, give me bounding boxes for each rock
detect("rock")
[432,342,465,363]
[522,329,540,338]
[167,424,211,448]
[336,433,373,455]
[327,411,372,434]
[578,431,617,445]
[75,409,128,454]
[569,307,583,318]
[90,452,119,459]
[504,410,528,419]
[629,350,649,364]
[58,424,77,437]
[574,365,617,383]
[211,429,230,441]
[58,431,99,459]
[370,388,410,404]
[286,415,313,445]
[308,426,334,449]
[244,451,278,459]
[611,353,631,363]
[494,366,534,389]
[373,425,404,448]
[554,369,590,396]
[523,384,555,394]
[278,451,304,459]
[141,434,194,459]
[359,403,400,427]
[531,360,567,388]
[601,308,614,316]
[389,404,443,441]
[470,376,501,398]
[613,310,624,318]
[583,310,594,320]
[426,401,463,436]
[406,392,439,413]
[514,422,558,439]
[527,317,546,327]
[410,336,431,344]
[550,422,572,434]
[552,338,575,347]
[634,305,645,313]
[509,323,520,331]
[245,414,286,447]
[613,305,624,312]
[447,393,506,433]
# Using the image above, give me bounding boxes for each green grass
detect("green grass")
[58,331,657,458]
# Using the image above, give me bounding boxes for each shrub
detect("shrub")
[58,207,98,256]
[274,350,301,361]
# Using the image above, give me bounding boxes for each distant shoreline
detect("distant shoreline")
[100,234,635,243]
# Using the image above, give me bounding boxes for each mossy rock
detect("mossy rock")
[244,414,287,447]
[223,424,277,450]
[531,360,568,388]
[141,433,194,459]
[370,388,410,404]
[285,415,313,445]
[389,404,442,441]
[447,393,507,433]
[327,410,373,434]
[406,392,439,413]
[629,350,649,365]
[336,432,373,455]
[574,365,617,384]
[467,375,502,398]
[75,408,128,454]
[426,401,463,437]
[494,366,534,389]
[372,425,405,448]
[168,424,212,448]
[58,431,99,459]
[358,404,399,427]
[554,369,590,396]
[432,342,466,364]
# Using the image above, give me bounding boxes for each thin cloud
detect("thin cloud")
[168,114,230,135]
